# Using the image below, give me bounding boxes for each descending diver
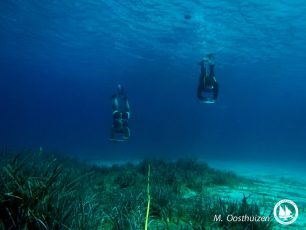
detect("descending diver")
[110,84,130,141]
[197,53,219,103]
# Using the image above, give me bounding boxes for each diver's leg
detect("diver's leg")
[197,61,206,100]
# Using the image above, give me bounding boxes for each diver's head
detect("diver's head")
[117,84,125,96]
[207,53,214,59]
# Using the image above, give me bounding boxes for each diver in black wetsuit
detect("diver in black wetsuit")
[197,53,219,103]
[110,84,130,141]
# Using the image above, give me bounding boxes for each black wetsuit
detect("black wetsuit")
[111,95,130,139]
[197,62,219,101]
[112,111,129,132]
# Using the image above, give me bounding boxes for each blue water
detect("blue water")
[0,0,305,162]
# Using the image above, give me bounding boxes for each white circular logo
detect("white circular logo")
[274,199,298,225]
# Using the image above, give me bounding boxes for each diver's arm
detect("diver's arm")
[112,95,118,112]
[124,97,130,113]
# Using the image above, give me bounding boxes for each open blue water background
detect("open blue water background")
[0,0,305,162]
